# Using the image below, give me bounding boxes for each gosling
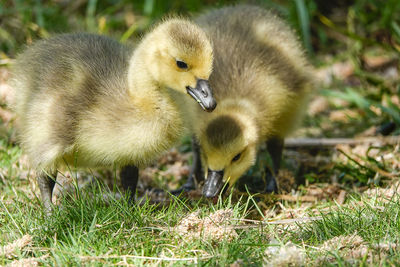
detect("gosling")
[176,5,314,198]
[12,18,216,211]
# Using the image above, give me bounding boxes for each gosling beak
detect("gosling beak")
[186,79,217,112]
[203,169,224,198]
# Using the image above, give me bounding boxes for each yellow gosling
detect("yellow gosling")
[11,18,215,212]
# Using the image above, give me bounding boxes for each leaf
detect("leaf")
[294,0,313,54]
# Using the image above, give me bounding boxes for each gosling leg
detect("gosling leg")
[171,136,204,195]
[263,137,284,193]
[38,170,57,215]
[120,165,139,202]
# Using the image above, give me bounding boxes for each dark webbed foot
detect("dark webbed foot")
[170,136,203,196]
[38,171,57,215]
[262,168,278,193]
[120,165,139,202]
[237,171,277,194]
[238,138,283,194]
[262,137,284,194]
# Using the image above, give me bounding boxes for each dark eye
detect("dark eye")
[232,153,241,162]
[176,60,188,69]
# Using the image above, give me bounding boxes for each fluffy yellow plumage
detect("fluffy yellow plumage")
[11,18,215,212]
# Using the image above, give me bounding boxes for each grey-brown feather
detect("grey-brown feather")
[175,5,313,195]
[196,5,310,105]
[13,33,132,165]
[195,5,313,142]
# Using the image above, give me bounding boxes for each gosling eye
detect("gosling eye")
[232,153,241,162]
[176,60,188,69]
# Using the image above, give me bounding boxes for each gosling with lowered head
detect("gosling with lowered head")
[12,18,216,211]
[176,5,313,198]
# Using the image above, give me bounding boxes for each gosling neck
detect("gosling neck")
[218,98,258,124]
[126,38,181,120]
[209,98,260,144]
[127,39,158,97]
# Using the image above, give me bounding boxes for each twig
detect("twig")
[285,136,400,148]
[79,254,215,262]
[274,194,318,202]
[266,217,323,225]
[337,147,399,178]
[336,190,347,205]
[232,216,323,229]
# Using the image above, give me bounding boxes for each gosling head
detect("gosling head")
[145,18,216,112]
[199,115,258,198]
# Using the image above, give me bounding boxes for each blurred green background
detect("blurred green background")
[1,0,399,58]
[1,0,400,140]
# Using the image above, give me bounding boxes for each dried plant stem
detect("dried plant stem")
[79,254,214,262]
[285,136,400,148]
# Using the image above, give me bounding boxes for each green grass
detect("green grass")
[0,135,399,266]
[0,178,267,266]
[2,166,400,265]
[291,196,400,265]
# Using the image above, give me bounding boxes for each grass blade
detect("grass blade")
[294,0,312,54]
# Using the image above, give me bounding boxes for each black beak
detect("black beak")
[203,169,224,198]
[186,79,217,112]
